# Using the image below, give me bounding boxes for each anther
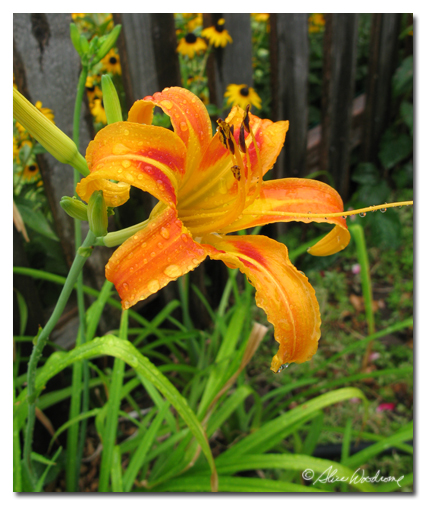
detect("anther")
[243,105,251,133]
[239,123,246,153]
[231,165,241,181]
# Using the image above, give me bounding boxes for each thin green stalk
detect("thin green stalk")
[98,310,129,492]
[22,230,96,485]
[349,225,376,370]
[65,63,90,492]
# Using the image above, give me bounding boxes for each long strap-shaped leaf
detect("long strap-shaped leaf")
[15,335,218,491]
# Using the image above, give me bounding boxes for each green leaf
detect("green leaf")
[16,203,59,241]
[111,446,123,492]
[369,210,402,249]
[391,162,413,189]
[150,475,325,492]
[378,129,412,170]
[351,163,380,185]
[15,335,218,490]
[217,388,367,461]
[400,101,413,137]
[392,55,413,97]
[14,289,28,336]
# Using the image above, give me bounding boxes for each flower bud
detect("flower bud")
[87,190,108,237]
[93,24,121,64]
[101,75,122,124]
[13,88,89,176]
[70,23,83,57]
[60,196,88,221]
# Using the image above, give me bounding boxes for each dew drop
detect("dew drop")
[138,174,144,180]
[380,205,387,213]
[181,233,188,242]
[192,258,199,265]
[129,267,134,273]
[122,282,129,292]
[157,242,164,249]
[151,251,156,258]
[180,121,188,131]
[142,242,147,248]
[123,301,130,310]
[122,160,131,168]
[277,363,290,373]
[160,227,170,239]
[117,167,123,174]
[161,100,173,110]
[164,264,181,278]
[148,280,160,293]
[124,129,129,135]
[359,212,366,218]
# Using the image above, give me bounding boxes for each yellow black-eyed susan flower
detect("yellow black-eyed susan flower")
[20,162,40,183]
[202,18,233,48]
[308,14,326,33]
[85,75,102,103]
[90,98,107,124]
[101,49,121,75]
[177,32,207,58]
[252,13,270,23]
[186,13,203,32]
[35,101,55,123]
[224,84,262,110]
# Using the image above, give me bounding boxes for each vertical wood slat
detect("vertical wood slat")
[207,13,254,112]
[320,14,359,201]
[361,13,401,163]
[114,13,181,105]
[13,14,111,293]
[274,14,310,179]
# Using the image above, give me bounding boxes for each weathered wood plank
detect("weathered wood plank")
[320,14,359,201]
[114,13,181,104]
[274,14,310,179]
[361,13,401,163]
[207,13,254,112]
[13,13,114,294]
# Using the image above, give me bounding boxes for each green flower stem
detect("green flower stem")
[96,219,149,247]
[23,230,96,481]
[65,63,90,492]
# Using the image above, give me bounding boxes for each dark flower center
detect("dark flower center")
[28,165,37,172]
[215,22,225,33]
[240,86,249,97]
[86,85,95,92]
[185,33,197,44]
[109,56,117,64]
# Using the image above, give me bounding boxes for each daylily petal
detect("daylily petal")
[76,122,186,208]
[220,178,350,255]
[105,206,207,309]
[132,87,212,183]
[202,234,321,371]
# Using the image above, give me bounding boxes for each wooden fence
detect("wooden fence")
[13,13,409,339]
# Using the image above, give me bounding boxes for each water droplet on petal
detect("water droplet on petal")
[148,280,160,293]
[277,363,290,373]
[157,180,165,191]
[122,282,129,291]
[117,167,123,174]
[181,233,188,242]
[164,264,181,278]
[161,100,173,110]
[122,160,131,168]
[160,227,170,239]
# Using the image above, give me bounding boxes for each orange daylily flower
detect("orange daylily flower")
[76,87,350,372]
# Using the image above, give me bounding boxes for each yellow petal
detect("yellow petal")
[203,234,321,371]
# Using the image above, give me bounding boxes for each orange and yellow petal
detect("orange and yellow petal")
[76,122,186,208]
[129,87,212,183]
[105,206,207,309]
[203,234,321,371]
[221,178,350,255]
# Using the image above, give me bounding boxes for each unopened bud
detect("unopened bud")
[60,196,88,221]
[101,75,122,124]
[87,190,108,237]
[93,24,122,64]
[13,88,89,176]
